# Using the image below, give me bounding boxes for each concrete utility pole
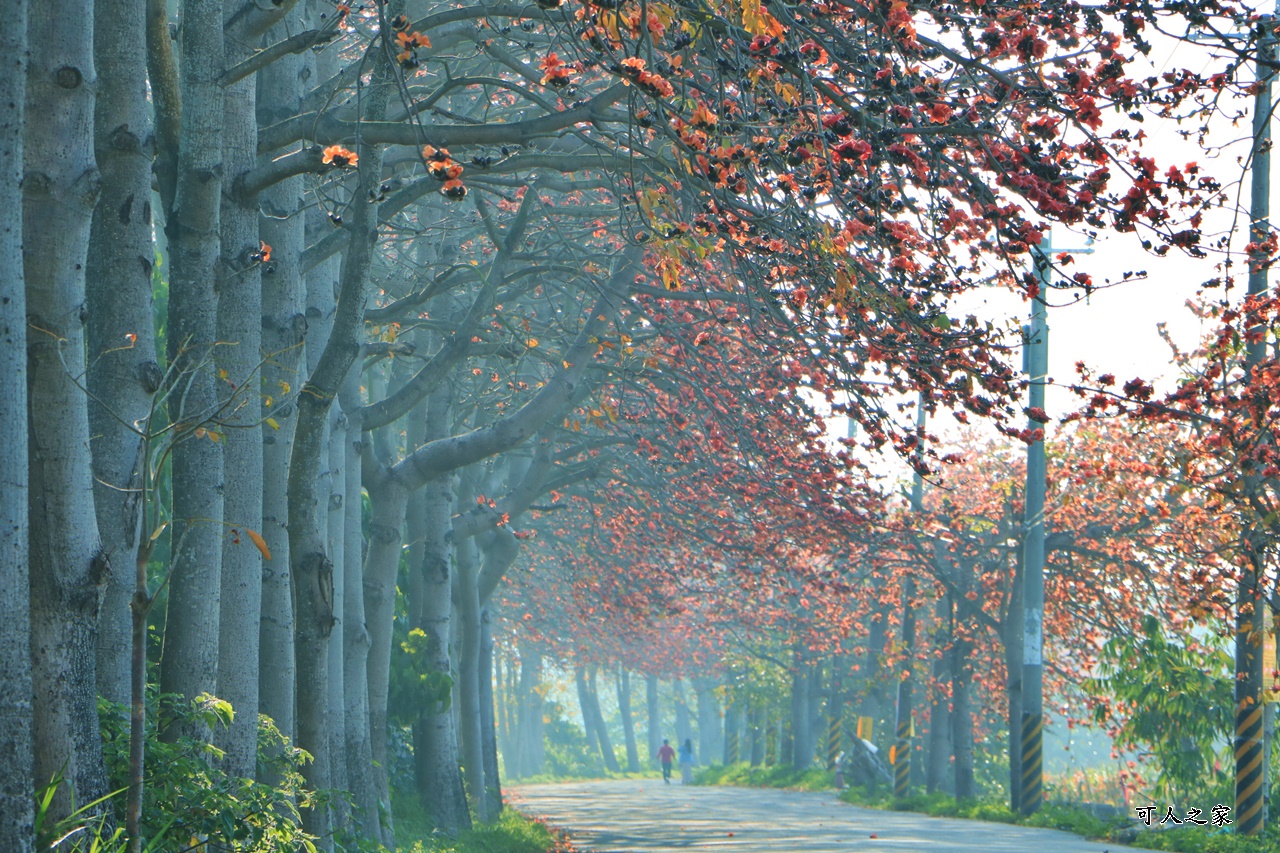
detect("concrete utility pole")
[1018,233,1090,817]
[895,398,927,800]
[1236,10,1276,836]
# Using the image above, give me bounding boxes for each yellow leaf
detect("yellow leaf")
[527,338,539,348]
[245,528,272,561]
[266,417,280,431]
[279,380,291,395]
[149,521,169,542]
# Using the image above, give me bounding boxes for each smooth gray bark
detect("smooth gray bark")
[479,609,502,814]
[457,526,491,820]
[694,677,722,767]
[214,10,264,777]
[287,89,385,846]
[0,4,32,847]
[646,675,660,763]
[513,650,545,778]
[413,416,471,833]
[88,0,160,708]
[159,0,226,721]
[340,381,381,842]
[589,667,620,772]
[617,669,640,772]
[24,0,110,821]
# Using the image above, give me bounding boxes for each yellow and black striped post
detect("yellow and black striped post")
[765,721,777,766]
[1235,696,1265,834]
[1019,712,1043,816]
[827,716,842,770]
[894,719,911,798]
[726,729,740,765]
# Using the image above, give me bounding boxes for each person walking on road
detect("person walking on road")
[658,738,676,783]
[679,737,695,784]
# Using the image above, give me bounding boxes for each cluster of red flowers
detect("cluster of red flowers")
[423,145,467,200]
[392,15,431,70]
[539,52,575,89]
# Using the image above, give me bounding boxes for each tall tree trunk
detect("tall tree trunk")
[214,8,263,778]
[158,0,226,726]
[646,675,660,765]
[723,701,741,765]
[340,385,381,843]
[362,470,407,827]
[480,608,502,813]
[325,403,349,822]
[927,586,953,795]
[749,704,765,767]
[255,9,310,741]
[0,5,33,846]
[617,669,640,772]
[589,667,620,772]
[790,658,810,769]
[413,437,470,834]
[952,627,976,801]
[576,667,601,762]
[456,531,491,820]
[288,81,385,845]
[694,677,721,767]
[24,0,110,820]
[515,650,546,778]
[88,0,159,709]
[674,679,693,750]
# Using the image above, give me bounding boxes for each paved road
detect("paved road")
[511,780,1125,852]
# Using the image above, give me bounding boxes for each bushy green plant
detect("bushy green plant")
[1084,615,1233,809]
[98,694,319,852]
[541,702,603,779]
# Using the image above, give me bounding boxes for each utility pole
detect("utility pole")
[1018,233,1091,817]
[895,398,927,800]
[1236,10,1275,836]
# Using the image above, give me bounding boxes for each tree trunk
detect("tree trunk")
[214,9,264,778]
[927,588,953,795]
[325,403,349,821]
[674,679,693,751]
[456,531,491,820]
[694,677,721,767]
[413,443,470,834]
[589,667,620,772]
[617,669,640,772]
[515,650,546,778]
[952,629,976,801]
[363,472,407,826]
[646,675,661,765]
[158,0,226,727]
[24,0,110,820]
[749,704,765,767]
[288,81,385,846]
[87,0,159,709]
[480,608,502,813]
[0,5,32,846]
[340,387,381,843]
[790,660,810,769]
[575,667,601,763]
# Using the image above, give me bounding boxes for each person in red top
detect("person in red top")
[657,739,676,783]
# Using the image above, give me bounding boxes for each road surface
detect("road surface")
[511,780,1126,852]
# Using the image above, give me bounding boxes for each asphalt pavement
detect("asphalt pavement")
[510,779,1129,852]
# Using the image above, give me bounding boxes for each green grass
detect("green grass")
[391,789,573,853]
[694,762,834,791]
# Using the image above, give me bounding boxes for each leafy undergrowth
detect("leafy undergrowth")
[393,793,576,853]
[694,762,834,791]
